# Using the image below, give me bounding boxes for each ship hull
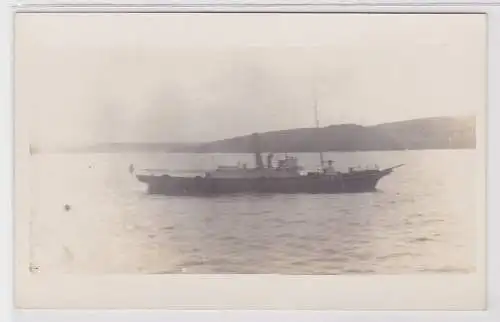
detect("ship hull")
[136,169,393,196]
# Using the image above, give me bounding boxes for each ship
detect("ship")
[135,132,403,196]
[135,87,403,196]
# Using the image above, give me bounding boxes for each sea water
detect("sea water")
[28,150,479,275]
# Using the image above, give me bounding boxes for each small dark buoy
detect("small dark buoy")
[64,204,71,211]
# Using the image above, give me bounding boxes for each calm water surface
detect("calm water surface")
[30,150,479,275]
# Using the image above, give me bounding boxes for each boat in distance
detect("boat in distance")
[135,133,404,196]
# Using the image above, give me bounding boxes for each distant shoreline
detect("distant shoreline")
[34,147,476,155]
[34,115,476,154]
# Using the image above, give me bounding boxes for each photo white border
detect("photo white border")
[2,0,499,321]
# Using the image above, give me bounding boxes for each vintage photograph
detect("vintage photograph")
[15,12,485,279]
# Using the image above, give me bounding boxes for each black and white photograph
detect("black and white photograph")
[13,10,487,309]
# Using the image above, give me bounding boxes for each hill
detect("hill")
[191,116,476,153]
[43,116,476,154]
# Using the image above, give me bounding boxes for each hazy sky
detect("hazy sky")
[15,13,486,147]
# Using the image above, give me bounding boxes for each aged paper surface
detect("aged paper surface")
[14,12,486,309]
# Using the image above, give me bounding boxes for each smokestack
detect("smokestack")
[267,153,274,168]
[252,133,264,169]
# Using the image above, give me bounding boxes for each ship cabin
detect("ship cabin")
[206,153,305,179]
[276,155,300,170]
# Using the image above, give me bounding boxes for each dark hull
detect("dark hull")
[136,169,394,196]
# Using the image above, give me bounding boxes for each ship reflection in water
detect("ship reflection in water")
[29,150,477,275]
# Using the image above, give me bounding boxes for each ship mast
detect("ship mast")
[313,83,325,169]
